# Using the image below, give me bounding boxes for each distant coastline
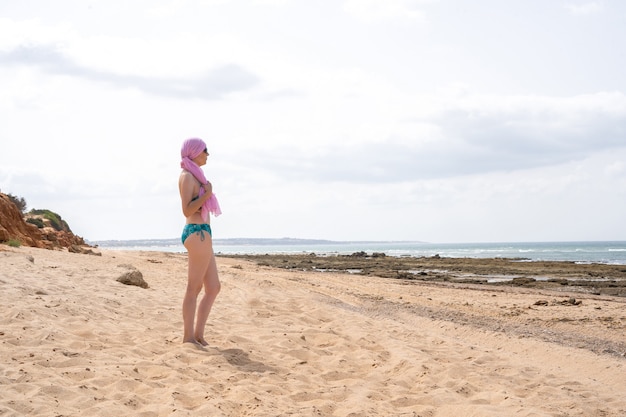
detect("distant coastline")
[89,237,427,247]
[89,239,626,265]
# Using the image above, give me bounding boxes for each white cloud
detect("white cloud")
[232,91,626,184]
[252,0,291,5]
[343,0,430,22]
[604,161,624,177]
[565,2,604,15]
[0,17,73,50]
[0,44,260,100]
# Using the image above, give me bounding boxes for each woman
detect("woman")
[179,138,222,346]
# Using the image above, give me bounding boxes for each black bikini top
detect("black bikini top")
[191,195,202,212]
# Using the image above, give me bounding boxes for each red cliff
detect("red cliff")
[0,193,93,252]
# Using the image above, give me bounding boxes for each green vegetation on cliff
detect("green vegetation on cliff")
[0,190,72,233]
[28,209,72,232]
[0,189,27,213]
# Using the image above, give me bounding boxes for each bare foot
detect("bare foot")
[195,337,209,346]
[183,339,204,348]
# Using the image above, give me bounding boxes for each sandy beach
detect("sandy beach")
[1,246,625,416]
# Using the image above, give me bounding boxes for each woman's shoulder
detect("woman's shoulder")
[178,169,200,188]
[179,170,197,187]
[180,170,196,180]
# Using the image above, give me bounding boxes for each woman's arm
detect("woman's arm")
[179,172,212,218]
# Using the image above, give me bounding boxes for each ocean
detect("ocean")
[90,239,626,265]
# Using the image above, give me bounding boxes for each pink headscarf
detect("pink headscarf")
[180,138,222,221]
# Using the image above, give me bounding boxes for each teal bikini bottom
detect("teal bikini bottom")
[181,224,212,244]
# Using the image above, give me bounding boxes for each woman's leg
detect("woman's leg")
[182,233,212,344]
[195,253,221,345]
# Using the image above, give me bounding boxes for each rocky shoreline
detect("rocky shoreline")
[221,252,626,297]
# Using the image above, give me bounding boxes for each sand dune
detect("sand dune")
[1,246,624,416]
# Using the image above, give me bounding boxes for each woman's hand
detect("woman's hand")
[202,182,213,197]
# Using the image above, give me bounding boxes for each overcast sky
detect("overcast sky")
[1,0,625,243]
